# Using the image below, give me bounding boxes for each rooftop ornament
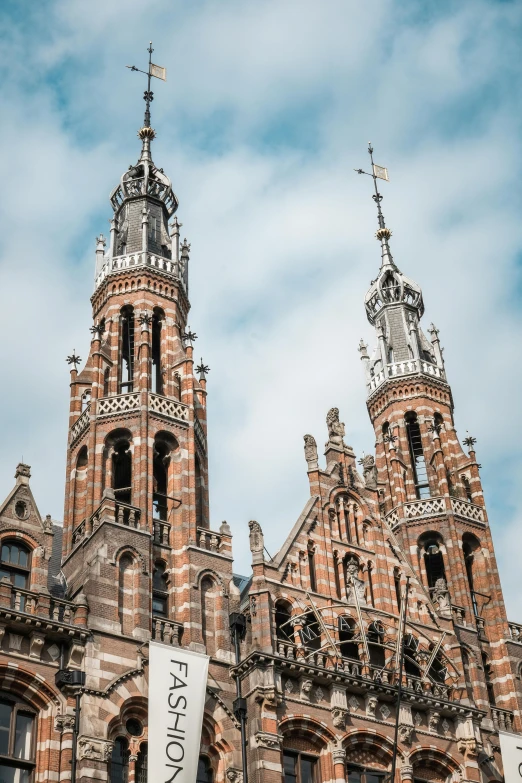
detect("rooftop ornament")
[66,351,82,370]
[196,359,210,381]
[182,327,198,347]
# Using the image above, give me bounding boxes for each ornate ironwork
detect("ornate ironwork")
[66,351,81,369]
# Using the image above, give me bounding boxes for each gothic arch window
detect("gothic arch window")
[77,445,88,470]
[419,535,446,589]
[333,551,342,599]
[274,600,293,643]
[307,543,317,593]
[403,633,421,678]
[0,541,31,609]
[201,576,217,655]
[300,612,321,651]
[136,742,148,783]
[81,389,91,411]
[367,562,375,607]
[462,534,480,616]
[338,615,359,660]
[462,649,474,701]
[196,756,214,783]
[153,433,177,522]
[405,412,430,498]
[152,561,168,617]
[394,568,402,612]
[0,694,36,781]
[119,306,135,393]
[110,737,130,783]
[461,475,472,502]
[151,308,164,395]
[367,620,386,667]
[109,431,133,506]
[195,454,205,527]
[482,653,496,705]
[103,367,110,397]
[118,554,136,636]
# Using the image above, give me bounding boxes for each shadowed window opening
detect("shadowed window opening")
[348,766,385,783]
[0,695,35,782]
[119,306,135,393]
[423,540,446,589]
[338,616,359,660]
[367,620,386,667]
[151,309,164,395]
[110,737,130,783]
[307,546,317,593]
[136,743,147,783]
[196,756,214,783]
[463,536,480,616]
[299,612,321,651]
[284,750,317,783]
[482,653,496,705]
[275,602,293,643]
[403,633,421,677]
[152,562,168,617]
[462,475,472,503]
[112,439,132,505]
[405,412,430,498]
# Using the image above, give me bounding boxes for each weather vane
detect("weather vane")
[355,142,390,232]
[126,42,166,128]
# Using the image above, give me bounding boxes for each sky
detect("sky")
[0,0,521,616]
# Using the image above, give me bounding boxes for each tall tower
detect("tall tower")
[57,62,242,781]
[358,145,521,735]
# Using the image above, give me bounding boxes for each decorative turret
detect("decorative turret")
[356,145,444,395]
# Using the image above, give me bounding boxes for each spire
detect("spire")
[355,142,395,270]
[126,41,167,150]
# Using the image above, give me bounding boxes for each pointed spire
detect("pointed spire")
[355,143,396,270]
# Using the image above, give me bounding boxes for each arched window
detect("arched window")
[433,412,444,432]
[118,555,135,636]
[275,601,293,643]
[112,436,132,506]
[151,309,164,395]
[422,538,446,589]
[195,454,205,527]
[405,412,430,498]
[394,568,402,612]
[403,633,421,677]
[0,695,36,781]
[367,620,386,667]
[201,577,217,655]
[152,562,168,617]
[110,737,130,783]
[482,653,496,705]
[347,765,386,783]
[196,756,214,783]
[77,446,88,469]
[338,616,359,660]
[81,389,91,412]
[307,544,317,593]
[462,534,480,616]
[0,542,30,610]
[461,475,472,503]
[119,306,135,393]
[299,612,321,651]
[103,368,110,397]
[428,649,448,683]
[136,742,148,783]
[462,649,474,702]
[284,750,318,783]
[153,434,177,522]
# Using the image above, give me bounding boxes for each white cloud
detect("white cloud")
[0,0,522,620]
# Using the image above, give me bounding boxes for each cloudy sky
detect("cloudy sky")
[1,0,521,616]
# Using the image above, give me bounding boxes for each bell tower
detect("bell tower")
[60,55,235,656]
[358,145,521,733]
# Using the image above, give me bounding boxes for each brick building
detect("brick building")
[0,107,520,783]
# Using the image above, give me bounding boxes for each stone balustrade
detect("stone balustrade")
[0,583,78,626]
[491,706,514,732]
[153,520,170,546]
[69,406,90,444]
[95,250,187,294]
[152,617,183,646]
[452,605,467,626]
[368,358,445,394]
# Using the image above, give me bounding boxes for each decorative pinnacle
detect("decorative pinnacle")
[427,419,442,435]
[90,324,103,339]
[463,433,477,451]
[196,359,210,380]
[139,311,153,326]
[182,327,197,346]
[66,351,81,369]
[383,432,397,444]
[126,41,166,137]
[355,143,395,268]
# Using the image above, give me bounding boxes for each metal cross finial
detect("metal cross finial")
[463,433,477,450]
[182,326,198,347]
[66,351,81,370]
[355,142,390,231]
[126,42,166,129]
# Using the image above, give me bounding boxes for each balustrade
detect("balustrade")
[491,707,514,732]
[153,521,170,546]
[69,406,90,444]
[2,585,76,625]
[452,605,467,626]
[115,501,141,529]
[197,528,222,553]
[152,617,183,646]
[367,358,445,394]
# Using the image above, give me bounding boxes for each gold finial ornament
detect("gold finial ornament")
[138,126,156,141]
[375,227,392,241]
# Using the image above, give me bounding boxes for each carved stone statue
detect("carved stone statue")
[433,577,451,617]
[300,679,313,701]
[365,694,378,718]
[326,408,345,447]
[428,710,440,734]
[303,434,318,466]
[345,557,366,604]
[248,520,264,565]
[361,454,378,490]
[331,708,347,729]
[398,724,413,745]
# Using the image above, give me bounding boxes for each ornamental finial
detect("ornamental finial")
[196,359,210,381]
[66,351,81,370]
[355,143,395,268]
[126,41,166,137]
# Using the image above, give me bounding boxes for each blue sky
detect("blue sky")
[1,0,522,616]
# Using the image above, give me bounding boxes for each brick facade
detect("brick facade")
[0,119,519,783]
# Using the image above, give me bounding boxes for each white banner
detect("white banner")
[149,642,209,783]
[499,730,522,783]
